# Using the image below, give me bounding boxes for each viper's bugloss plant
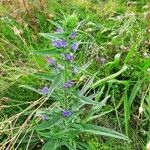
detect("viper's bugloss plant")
[21,14,130,149]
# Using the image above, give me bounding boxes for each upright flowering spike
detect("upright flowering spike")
[70,42,79,51]
[70,31,76,39]
[64,80,74,88]
[41,86,49,95]
[62,110,72,117]
[65,53,74,61]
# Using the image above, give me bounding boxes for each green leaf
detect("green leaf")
[64,14,78,30]
[128,80,142,109]
[85,95,111,122]
[31,48,62,56]
[30,116,61,131]
[92,66,128,88]
[75,124,130,141]
[86,109,114,122]
[32,73,55,81]
[124,90,129,136]
[63,141,77,150]
[42,139,61,150]
[38,131,51,138]
[48,20,62,29]
[124,39,141,64]
[39,33,65,40]
[71,91,102,105]
[19,85,42,94]
[80,74,96,95]
[47,73,62,98]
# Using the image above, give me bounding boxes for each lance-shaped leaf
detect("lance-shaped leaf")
[31,48,62,56]
[19,85,42,95]
[92,65,128,88]
[74,123,130,141]
[29,116,61,131]
[71,91,100,105]
[42,139,61,150]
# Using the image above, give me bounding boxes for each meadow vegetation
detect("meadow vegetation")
[0,0,150,150]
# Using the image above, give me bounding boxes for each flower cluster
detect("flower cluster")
[52,39,67,48]
[52,31,79,52]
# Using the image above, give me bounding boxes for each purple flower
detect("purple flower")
[70,42,79,51]
[64,80,74,88]
[70,31,76,39]
[62,110,72,117]
[52,39,66,48]
[59,40,67,47]
[42,115,49,121]
[65,53,74,61]
[47,57,56,66]
[52,40,60,48]
[55,28,63,33]
[41,86,49,94]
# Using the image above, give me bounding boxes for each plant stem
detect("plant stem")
[64,62,68,109]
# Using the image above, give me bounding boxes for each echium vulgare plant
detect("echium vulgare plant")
[23,15,130,149]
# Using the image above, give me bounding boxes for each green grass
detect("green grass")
[0,0,150,149]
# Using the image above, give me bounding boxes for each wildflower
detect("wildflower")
[55,28,63,33]
[42,114,49,121]
[47,57,57,66]
[52,39,66,48]
[64,80,74,88]
[70,42,79,51]
[65,53,74,61]
[62,110,72,117]
[41,86,49,94]
[70,31,76,39]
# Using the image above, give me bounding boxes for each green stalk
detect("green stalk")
[64,62,68,109]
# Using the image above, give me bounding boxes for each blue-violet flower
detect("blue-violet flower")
[70,31,76,39]
[47,57,57,66]
[65,53,74,61]
[70,42,79,51]
[41,86,49,95]
[52,39,66,48]
[62,110,72,117]
[64,80,74,88]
